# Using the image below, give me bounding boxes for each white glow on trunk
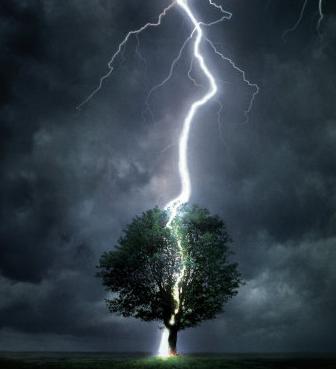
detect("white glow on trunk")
[159,0,218,357]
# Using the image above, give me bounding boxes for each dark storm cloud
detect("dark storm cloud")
[193,49,336,243]
[0,0,335,352]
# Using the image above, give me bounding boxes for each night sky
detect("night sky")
[1,0,336,353]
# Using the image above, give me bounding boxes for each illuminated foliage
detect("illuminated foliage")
[97,205,242,352]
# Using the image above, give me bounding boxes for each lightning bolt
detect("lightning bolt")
[317,0,324,35]
[282,0,308,42]
[159,0,258,357]
[77,0,259,357]
[187,57,203,88]
[144,29,196,123]
[159,0,218,355]
[282,0,326,41]
[206,39,259,123]
[163,0,218,222]
[76,2,175,110]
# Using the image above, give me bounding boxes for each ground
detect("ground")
[0,353,335,369]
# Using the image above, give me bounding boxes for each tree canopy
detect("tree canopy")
[97,205,242,353]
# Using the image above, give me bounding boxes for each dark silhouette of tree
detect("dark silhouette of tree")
[97,205,242,355]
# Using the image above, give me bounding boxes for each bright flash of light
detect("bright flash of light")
[159,0,226,357]
[164,0,219,225]
[77,0,259,359]
[157,327,170,357]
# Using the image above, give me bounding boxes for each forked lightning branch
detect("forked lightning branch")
[77,0,259,357]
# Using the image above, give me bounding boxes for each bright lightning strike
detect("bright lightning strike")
[159,0,257,357]
[159,0,217,356]
[164,0,218,224]
[77,0,259,358]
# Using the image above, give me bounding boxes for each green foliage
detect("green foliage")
[174,205,241,329]
[98,207,179,326]
[97,205,242,331]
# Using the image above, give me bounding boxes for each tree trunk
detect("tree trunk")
[168,326,178,355]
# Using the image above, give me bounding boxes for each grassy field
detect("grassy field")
[0,352,335,369]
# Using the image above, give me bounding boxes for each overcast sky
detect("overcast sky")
[1,0,336,353]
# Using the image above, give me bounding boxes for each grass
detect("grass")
[0,353,335,369]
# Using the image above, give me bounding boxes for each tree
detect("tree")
[97,205,242,355]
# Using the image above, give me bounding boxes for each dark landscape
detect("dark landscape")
[0,353,336,369]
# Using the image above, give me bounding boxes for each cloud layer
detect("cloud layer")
[0,0,335,352]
